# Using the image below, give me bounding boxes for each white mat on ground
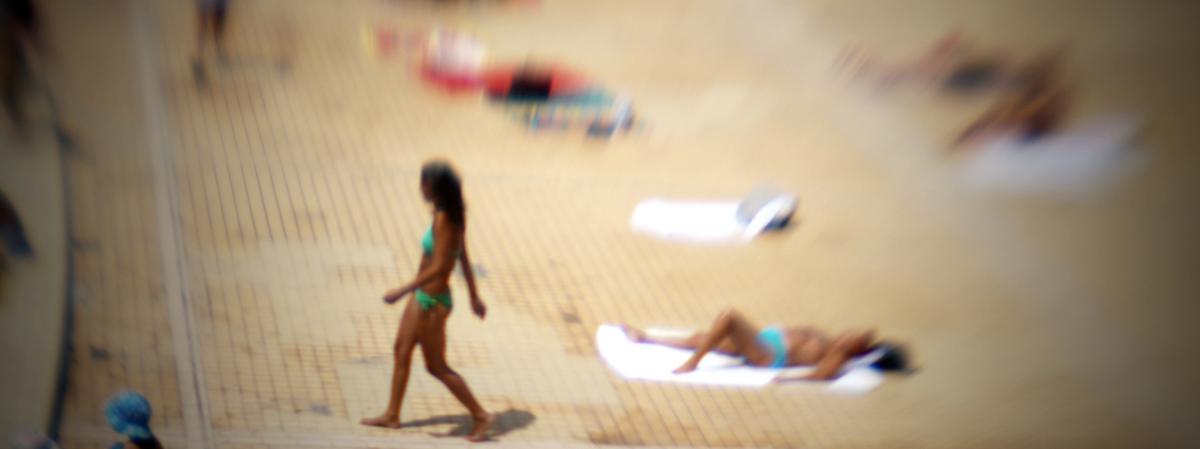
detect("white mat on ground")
[629,198,788,243]
[961,113,1144,200]
[595,324,885,393]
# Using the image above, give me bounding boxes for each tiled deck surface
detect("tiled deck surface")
[42,0,1199,448]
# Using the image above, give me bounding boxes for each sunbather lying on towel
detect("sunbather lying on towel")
[952,49,1071,149]
[619,308,909,381]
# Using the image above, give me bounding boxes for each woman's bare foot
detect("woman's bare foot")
[618,323,648,343]
[466,412,494,442]
[361,414,403,429]
[673,360,699,374]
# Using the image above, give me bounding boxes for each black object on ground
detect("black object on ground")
[507,70,552,101]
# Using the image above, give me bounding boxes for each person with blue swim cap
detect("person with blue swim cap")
[104,390,162,449]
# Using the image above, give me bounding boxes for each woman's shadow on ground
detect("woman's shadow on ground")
[403,408,535,440]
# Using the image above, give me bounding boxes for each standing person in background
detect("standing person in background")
[191,0,229,87]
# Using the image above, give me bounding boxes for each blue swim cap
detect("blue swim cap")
[104,391,153,439]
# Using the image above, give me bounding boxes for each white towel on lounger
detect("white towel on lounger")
[961,113,1144,200]
[629,197,791,243]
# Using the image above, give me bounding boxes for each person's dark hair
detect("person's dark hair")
[3,0,39,35]
[867,341,911,373]
[420,160,465,227]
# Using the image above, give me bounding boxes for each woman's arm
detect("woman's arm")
[774,337,860,383]
[459,245,480,299]
[773,351,851,383]
[802,350,851,381]
[459,238,487,319]
[384,214,461,303]
[952,92,1026,148]
[1011,84,1069,126]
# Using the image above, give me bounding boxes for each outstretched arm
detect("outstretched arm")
[805,350,852,381]
[952,102,1009,148]
[777,331,875,383]
[774,350,851,383]
[459,238,487,319]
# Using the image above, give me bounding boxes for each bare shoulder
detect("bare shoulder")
[432,212,464,240]
[431,211,451,230]
[784,325,822,336]
[833,329,876,351]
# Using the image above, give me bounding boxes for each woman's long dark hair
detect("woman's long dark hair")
[420,160,465,227]
[867,340,912,373]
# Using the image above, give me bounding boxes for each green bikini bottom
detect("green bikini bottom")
[415,289,452,311]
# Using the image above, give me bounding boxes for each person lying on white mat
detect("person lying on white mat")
[619,308,910,381]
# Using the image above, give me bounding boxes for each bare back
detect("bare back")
[782,326,875,366]
[418,213,464,296]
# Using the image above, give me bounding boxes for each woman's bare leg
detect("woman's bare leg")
[618,324,739,355]
[361,299,423,428]
[419,305,492,441]
[674,308,767,373]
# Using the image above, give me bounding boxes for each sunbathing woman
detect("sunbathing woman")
[841,30,1014,93]
[620,308,909,381]
[952,50,1071,149]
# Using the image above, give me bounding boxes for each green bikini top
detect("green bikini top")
[422,226,462,257]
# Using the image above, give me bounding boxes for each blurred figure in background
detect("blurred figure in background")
[952,48,1144,199]
[0,189,32,272]
[191,0,229,87]
[0,0,39,135]
[840,30,1048,96]
[953,50,1071,148]
[104,391,163,449]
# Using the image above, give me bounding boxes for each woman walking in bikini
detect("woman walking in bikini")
[361,160,493,441]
